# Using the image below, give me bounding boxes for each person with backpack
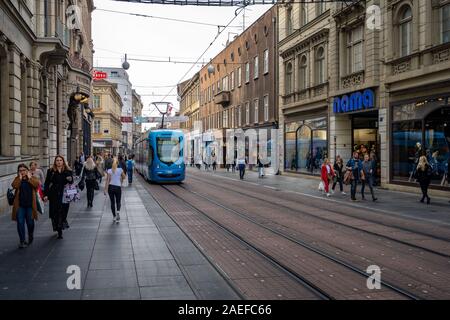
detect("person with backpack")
[346,151,363,201]
[104,158,126,223]
[11,164,40,248]
[414,155,432,204]
[81,156,101,208]
[126,155,135,184]
[43,155,73,239]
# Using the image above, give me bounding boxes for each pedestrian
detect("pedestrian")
[414,155,432,204]
[81,157,101,208]
[361,154,378,201]
[321,158,335,197]
[346,151,362,201]
[79,152,85,165]
[370,152,378,186]
[11,164,40,248]
[29,161,45,199]
[126,155,135,184]
[211,152,217,171]
[332,155,346,195]
[104,158,126,223]
[118,155,127,173]
[96,153,105,183]
[257,156,265,178]
[73,158,82,177]
[232,158,236,173]
[104,153,113,171]
[237,156,246,180]
[43,155,73,239]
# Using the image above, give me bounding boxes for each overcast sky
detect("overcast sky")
[92,0,273,121]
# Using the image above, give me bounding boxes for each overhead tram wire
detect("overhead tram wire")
[160,6,246,102]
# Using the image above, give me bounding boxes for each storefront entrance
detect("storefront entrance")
[352,111,380,184]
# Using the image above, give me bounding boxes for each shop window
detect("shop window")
[442,4,450,44]
[399,5,412,57]
[285,118,328,175]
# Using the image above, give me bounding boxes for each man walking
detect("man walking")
[126,155,135,184]
[346,151,362,201]
[237,157,246,180]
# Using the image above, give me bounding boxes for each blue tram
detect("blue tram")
[135,130,185,183]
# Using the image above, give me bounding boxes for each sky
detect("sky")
[92,0,273,123]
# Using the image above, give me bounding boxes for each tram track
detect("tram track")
[187,173,450,258]
[158,183,419,300]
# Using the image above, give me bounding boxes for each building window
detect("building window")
[285,62,293,94]
[245,102,250,125]
[223,110,228,128]
[238,106,242,127]
[286,7,293,36]
[110,71,118,77]
[217,81,220,93]
[442,4,450,43]
[347,25,364,74]
[264,95,269,122]
[212,83,215,96]
[222,76,229,91]
[399,6,412,57]
[94,120,101,134]
[254,99,259,124]
[316,3,326,16]
[230,71,235,90]
[237,67,242,87]
[263,49,269,74]
[245,62,250,83]
[315,47,325,85]
[254,55,259,79]
[298,55,308,90]
[93,95,101,109]
[300,5,308,27]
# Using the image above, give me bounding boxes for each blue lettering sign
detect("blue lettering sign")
[333,89,375,114]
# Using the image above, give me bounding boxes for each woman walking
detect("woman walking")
[414,156,432,204]
[82,157,101,208]
[104,158,126,223]
[361,154,378,201]
[11,164,40,248]
[332,155,346,195]
[321,158,335,197]
[43,156,73,239]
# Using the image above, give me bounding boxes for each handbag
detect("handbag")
[343,170,353,185]
[62,183,81,204]
[318,181,325,191]
[7,188,15,206]
[36,192,44,215]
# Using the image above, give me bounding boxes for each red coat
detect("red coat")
[321,164,335,182]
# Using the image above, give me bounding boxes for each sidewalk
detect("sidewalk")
[188,167,450,226]
[0,177,239,300]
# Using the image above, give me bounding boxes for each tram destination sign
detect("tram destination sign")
[132,116,189,124]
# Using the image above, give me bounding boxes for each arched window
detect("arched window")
[399,6,412,57]
[315,47,325,85]
[298,55,308,90]
[285,62,293,94]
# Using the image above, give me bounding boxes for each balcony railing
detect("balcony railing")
[69,53,91,74]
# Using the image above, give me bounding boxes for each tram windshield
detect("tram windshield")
[156,137,181,165]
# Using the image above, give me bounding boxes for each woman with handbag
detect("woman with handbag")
[11,164,40,248]
[43,155,74,239]
[321,158,335,197]
[332,155,346,195]
[104,158,126,223]
[82,156,101,208]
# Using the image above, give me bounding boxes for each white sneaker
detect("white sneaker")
[116,212,120,222]
[331,190,335,194]
[113,216,117,222]
[326,193,331,197]
[341,192,347,195]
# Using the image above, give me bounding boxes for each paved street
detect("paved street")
[0,179,239,300]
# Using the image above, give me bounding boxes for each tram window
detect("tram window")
[157,137,181,164]
[149,146,154,166]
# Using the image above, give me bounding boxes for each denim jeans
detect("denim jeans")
[17,207,34,243]
[350,179,358,200]
[127,169,133,183]
[239,164,246,179]
[361,176,375,200]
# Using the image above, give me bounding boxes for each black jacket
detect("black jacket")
[415,164,432,185]
[333,161,344,178]
[82,167,100,181]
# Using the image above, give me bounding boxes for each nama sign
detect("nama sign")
[333,89,375,113]
[93,70,107,80]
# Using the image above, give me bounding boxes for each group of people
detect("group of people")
[320,152,378,202]
[9,152,136,249]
